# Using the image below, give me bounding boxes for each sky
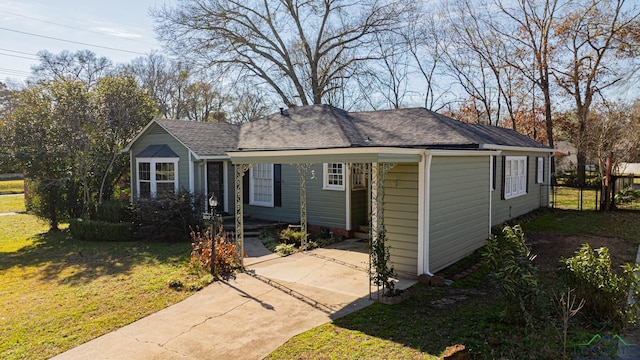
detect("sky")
[0,0,171,83]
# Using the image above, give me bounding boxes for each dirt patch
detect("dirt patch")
[526,232,638,272]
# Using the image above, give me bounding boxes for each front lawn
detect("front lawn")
[0,213,198,360]
[268,209,640,359]
[0,194,25,213]
[0,179,24,194]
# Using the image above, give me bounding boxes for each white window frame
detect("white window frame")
[323,163,345,191]
[136,157,179,199]
[351,164,367,190]
[249,163,274,207]
[536,157,544,184]
[504,156,527,199]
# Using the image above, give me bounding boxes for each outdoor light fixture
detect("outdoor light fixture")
[209,194,218,209]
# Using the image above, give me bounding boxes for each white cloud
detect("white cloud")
[94,26,144,39]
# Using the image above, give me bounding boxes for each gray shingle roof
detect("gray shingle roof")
[238,105,548,151]
[155,119,240,157]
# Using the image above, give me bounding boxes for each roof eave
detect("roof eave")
[479,144,554,153]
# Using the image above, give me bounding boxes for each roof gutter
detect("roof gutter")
[479,144,554,153]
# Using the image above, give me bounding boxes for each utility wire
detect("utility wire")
[0,26,148,56]
[0,48,38,58]
[0,52,39,61]
[0,9,160,47]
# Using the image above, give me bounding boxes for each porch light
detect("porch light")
[209,194,218,208]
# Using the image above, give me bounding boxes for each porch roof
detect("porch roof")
[227,147,425,164]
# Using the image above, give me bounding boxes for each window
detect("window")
[136,158,178,199]
[504,156,527,199]
[250,163,274,207]
[352,164,367,190]
[323,163,345,190]
[536,157,544,184]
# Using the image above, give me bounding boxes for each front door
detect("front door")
[207,161,225,213]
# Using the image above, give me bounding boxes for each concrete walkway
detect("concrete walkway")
[52,238,416,360]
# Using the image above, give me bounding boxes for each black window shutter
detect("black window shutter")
[492,155,497,190]
[242,169,249,204]
[526,157,530,193]
[274,164,282,207]
[501,156,506,200]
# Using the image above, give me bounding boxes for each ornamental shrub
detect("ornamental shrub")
[131,189,203,242]
[190,220,241,279]
[87,200,132,223]
[69,218,132,241]
[279,227,306,245]
[560,244,640,327]
[482,225,541,325]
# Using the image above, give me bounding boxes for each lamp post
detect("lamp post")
[208,194,218,276]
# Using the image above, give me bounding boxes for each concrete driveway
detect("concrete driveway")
[52,238,414,360]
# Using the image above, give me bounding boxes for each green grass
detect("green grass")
[268,209,640,359]
[0,212,200,360]
[522,209,640,243]
[0,194,26,213]
[0,179,24,194]
[551,186,600,210]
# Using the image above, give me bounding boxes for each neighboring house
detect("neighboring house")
[554,140,577,175]
[616,162,640,176]
[126,105,553,276]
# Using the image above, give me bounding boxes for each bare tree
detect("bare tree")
[495,0,562,149]
[403,6,451,111]
[553,0,640,185]
[440,0,520,127]
[31,50,113,86]
[152,0,408,107]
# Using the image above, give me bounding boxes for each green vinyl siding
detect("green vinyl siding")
[129,124,191,198]
[429,156,490,273]
[308,162,347,229]
[492,152,549,225]
[384,164,419,275]
[244,164,299,223]
[351,187,368,231]
[243,163,348,229]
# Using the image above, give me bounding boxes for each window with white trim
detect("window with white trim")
[536,157,544,184]
[352,165,366,190]
[323,163,345,190]
[250,163,274,207]
[136,158,179,199]
[504,156,527,199]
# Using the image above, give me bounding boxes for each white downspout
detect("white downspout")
[417,151,434,276]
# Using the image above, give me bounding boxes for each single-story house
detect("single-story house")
[124,105,553,276]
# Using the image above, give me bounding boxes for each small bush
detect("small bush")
[482,225,541,325]
[69,218,132,241]
[131,190,203,242]
[279,227,306,245]
[615,186,640,204]
[190,221,241,279]
[87,201,132,223]
[275,243,297,256]
[560,244,640,327]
